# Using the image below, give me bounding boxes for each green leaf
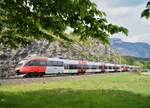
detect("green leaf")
[0,0,128,48]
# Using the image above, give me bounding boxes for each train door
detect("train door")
[122,66,125,72]
[117,65,121,72]
[64,64,69,73]
[78,60,87,74]
[108,65,113,72]
[113,65,120,72]
[122,66,128,72]
[45,61,64,74]
[101,64,105,73]
[63,59,78,74]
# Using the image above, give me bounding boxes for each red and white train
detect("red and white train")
[15,57,139,77]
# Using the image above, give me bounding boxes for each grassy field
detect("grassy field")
[0,73,150,108]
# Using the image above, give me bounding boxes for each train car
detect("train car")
[121,65,129,72]
[63,59,87,74]
[86,61,101,73]
[62,60,102,74]
[104,63,115,72]
[103,63,122,72]
[112,64,122,72]
[130,65,139,72]
[18,58,65,77]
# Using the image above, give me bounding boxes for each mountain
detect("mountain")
[110,38,150,58]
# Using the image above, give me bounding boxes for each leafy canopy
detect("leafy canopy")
[141,1,150,19]
[0,0,128,48]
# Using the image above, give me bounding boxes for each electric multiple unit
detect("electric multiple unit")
[15,57,139,77]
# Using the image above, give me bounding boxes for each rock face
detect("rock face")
[0,39,119,78]
[110,38,150,58]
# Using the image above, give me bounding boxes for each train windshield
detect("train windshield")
[16,62,23,67]
[25,60,47,66]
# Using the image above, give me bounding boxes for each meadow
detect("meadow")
[0,73,150,108]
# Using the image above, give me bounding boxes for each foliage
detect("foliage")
[137,58,150,69]
[1,73,150,108]
[0,0,128,48]
[121,56,150,69]
[141,1,150,19]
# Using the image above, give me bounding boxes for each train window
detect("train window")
[25,60,47,66]
[78,65,82,69]
[57,61,63,66]
[16,62,23,67]
[91,65,98,69]
[51,61,58,66]
[32,60,47,66]
[109,66,112,69]
[47,61,63,66]
[100,65,106,69]
[25,61,32,66]
[68,64,74,69]
[82,65,89,69]
[47,61,52,66]
[64,64,69,69]
[104,66,107,69]
[99,65,105,69]
[39,61,47,66]
[117,67,120,69]
[73,65,77,69]
[68,64,93,69]
[99,66,102,69]
[68,64,82,69]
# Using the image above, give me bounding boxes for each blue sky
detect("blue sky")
[108,0,145,7]
[92,0,150,44]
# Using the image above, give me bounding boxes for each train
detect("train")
[15,57,139,77]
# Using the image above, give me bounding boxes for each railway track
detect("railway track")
[0,72,120,85]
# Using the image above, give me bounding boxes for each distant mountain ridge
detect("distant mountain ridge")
[110,38,150,58]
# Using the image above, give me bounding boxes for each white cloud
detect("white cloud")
[92,0,150,44]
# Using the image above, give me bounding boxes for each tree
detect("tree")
[0,0,128,48]
[141,1,150,19]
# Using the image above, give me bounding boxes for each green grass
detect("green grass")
[0,73,150,108]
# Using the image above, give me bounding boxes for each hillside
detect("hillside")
[124,56,150,69]
[110,38,150,58]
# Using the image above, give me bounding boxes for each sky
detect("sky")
[92,0,150,44]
